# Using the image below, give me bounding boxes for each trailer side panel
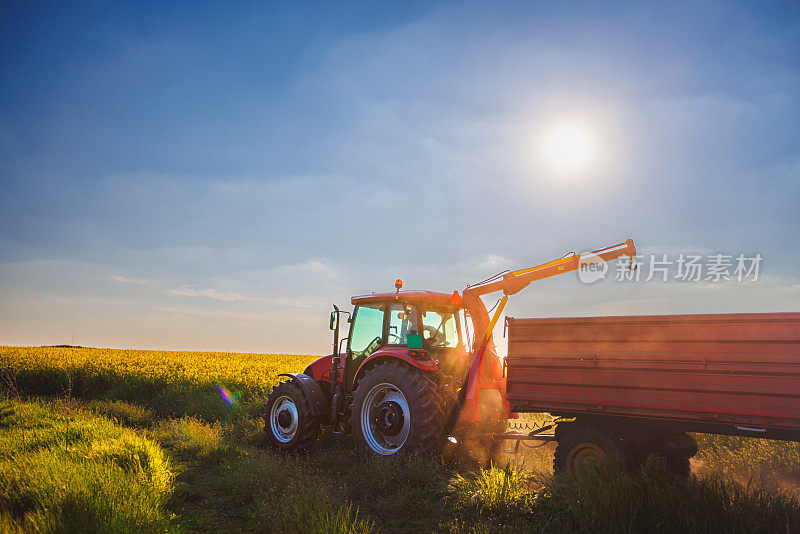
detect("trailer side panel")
[505,312,800,439]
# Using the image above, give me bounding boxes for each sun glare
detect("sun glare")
[539,120,596,176]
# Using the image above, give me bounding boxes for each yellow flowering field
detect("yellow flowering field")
[0,346,318,419]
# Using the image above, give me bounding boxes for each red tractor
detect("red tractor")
[265,240,637,456]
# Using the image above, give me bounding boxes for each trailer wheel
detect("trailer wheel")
[554,427,625,475]
[647,451,694,480]
[632,431,695,479]
[264,380,321,452]
[352,361,443,456]
[628,448,692,479]
[664,456,691,479]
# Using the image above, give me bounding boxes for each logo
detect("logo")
[577,252,608,284]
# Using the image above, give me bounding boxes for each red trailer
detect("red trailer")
[505,312,800,474]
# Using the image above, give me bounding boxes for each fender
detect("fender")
[352,347,439,386]
[278,373,330,419]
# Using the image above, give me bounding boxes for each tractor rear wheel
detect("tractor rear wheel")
[352,361,443,456]
[264,380,320,452]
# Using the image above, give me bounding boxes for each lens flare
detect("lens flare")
[216,384,239,406]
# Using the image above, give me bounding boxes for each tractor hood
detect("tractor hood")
[303,353,341,383]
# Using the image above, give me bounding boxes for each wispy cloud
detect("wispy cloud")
[165,286,249,302]
[477,254,512,272]
[157,306,271,321]
[110,270,321,306]
[112,273,259,303]
[109,275,159,286]
[156,305,315,323]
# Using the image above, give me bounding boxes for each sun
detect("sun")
[539,120,596,175]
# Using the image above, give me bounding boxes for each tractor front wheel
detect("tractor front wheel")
[264,380,320,452]
[352,361,443,456]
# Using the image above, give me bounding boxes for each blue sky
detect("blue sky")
[1,1,798,353]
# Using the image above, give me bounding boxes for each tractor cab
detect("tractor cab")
[345,290,466,380]
[335,286,460,367]
[304,284,467,394]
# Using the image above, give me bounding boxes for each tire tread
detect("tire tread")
[353,361,444,455]
[265,380,320,451]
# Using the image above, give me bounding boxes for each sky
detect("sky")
[1,1,798,354]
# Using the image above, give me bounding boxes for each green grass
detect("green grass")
[88,399,157,428]
[448,463,537,514]
[0,399,177,533]
[0,399,375,534]
[169,442,374,533]
[447,459,800,533]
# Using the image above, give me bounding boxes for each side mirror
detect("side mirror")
[330,311,339,331]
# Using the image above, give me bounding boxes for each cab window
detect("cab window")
[421,309,459,348]
[349,305,385,356]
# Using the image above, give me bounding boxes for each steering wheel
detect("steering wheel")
[362,336,383,357]
[388,332,402,344]
[423,326,442,345]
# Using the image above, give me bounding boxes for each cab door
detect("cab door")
[346,304,385,389]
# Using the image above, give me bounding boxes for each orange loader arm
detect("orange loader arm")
[452,239,636,425]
